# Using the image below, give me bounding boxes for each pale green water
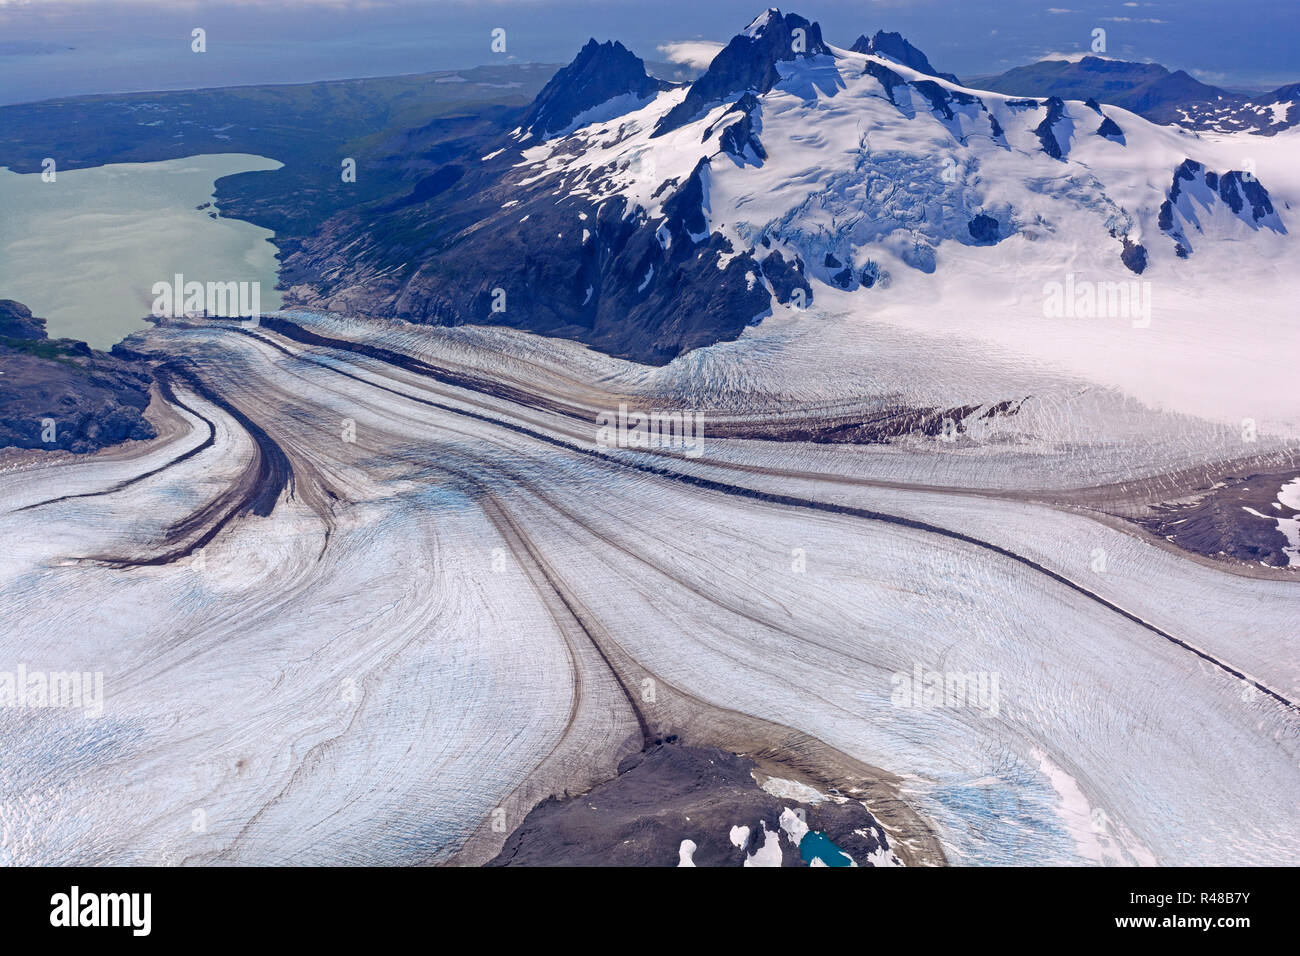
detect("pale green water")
[0,154,283,349]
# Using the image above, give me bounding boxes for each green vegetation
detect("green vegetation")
[0,64,556,245]
[0,335,83,360]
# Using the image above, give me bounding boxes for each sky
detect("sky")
[0,0,1296,107]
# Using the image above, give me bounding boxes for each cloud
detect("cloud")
[656,40,723,70]
[1101,16,1168,23]
[1046,7,1074,13]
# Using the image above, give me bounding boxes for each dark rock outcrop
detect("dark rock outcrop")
[653,9,828,137]
[967,213,1000,244]
[912,80,979,120]
[287,145,773,364]
[487,743,898,867]
[1159,158,1283,256]
[850,30,960,84]
[1170,158,1201,203]
[523,39,666,139]
[1219,170,1275,221]
[1157,198,1175,233]
[0,299,46,340]
[1120,237,1147,274]
[0,300,155,453]
[706,92,767,164]
[859,260,885,289]
[1097,114,1124,140]
[760,250,812,306]
[1140,471,1300,568]
[862,59,906,105]
[1033,96,1067,159]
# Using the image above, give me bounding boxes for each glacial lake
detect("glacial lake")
[0,153,283,349]
[799,829,854,867]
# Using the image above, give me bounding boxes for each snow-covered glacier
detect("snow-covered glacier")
[2,8,1298,868]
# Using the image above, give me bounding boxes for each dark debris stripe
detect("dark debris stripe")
[84,362,294,567]
[204,319,1300,715]
[15,369,216,512]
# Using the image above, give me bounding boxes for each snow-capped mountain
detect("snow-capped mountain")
[283,8,1292,364]
[978,55,1300,135]
[651,9,827,137]
[522,39,671,140]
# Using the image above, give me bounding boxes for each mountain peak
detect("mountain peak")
[522,38,665,139]
[743,7,784,38]
[850,30,959,84]
[653,9,828,137]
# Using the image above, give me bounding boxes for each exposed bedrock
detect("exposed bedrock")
[0,299,155,453]
[488,744,899,867]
